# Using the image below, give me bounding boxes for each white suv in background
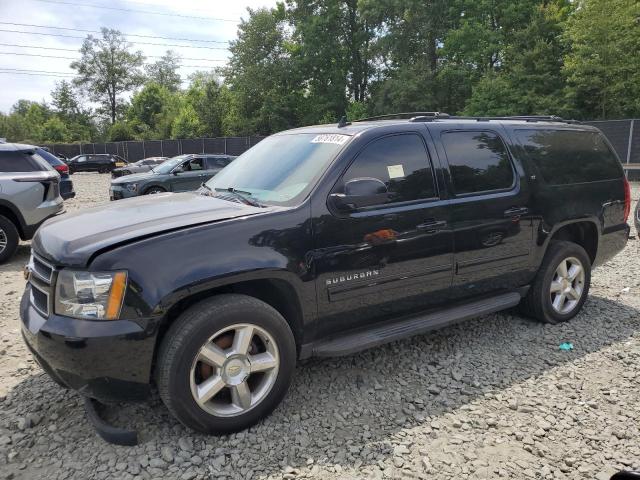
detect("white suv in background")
[0,143,64,263]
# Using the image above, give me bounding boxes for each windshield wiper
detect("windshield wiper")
[213,187,264,207]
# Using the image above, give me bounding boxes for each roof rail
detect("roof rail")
[449,115,581,124]
[355,112,450,122]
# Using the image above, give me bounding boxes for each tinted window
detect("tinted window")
[514,129,621,184]
[0,151,46,172]
[441,131,514,195]
[35,148,64,166]
[206,157,228,169]
[342,134,436,204]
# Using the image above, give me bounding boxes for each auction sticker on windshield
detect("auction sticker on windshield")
[311,134,350,145]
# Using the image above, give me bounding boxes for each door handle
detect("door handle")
[504,207,528,218]
[416,220,447,233]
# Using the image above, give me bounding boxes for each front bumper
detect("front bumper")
[20,286,158,402]
[109,184,138,201]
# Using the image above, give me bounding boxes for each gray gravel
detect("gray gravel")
[1,174,639,480]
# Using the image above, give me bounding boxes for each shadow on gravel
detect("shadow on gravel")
[2,294,639,479]
[0,244,30,276]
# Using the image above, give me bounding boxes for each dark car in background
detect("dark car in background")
[67,154,127,174]
[111,156,168,178]
[110,154,235,200]
[36,148,75,200]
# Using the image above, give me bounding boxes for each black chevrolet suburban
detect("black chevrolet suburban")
[21,114,631,435]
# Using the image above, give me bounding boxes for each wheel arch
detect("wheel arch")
[0,201,26,239]
[157,276,306,356]
[543,219,600,264]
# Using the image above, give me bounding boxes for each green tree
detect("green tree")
[41,116,71,143]
[224,6,306,134]
[563,0,640,119]
[287,0,374,122]
[127,82,179,139]
[184,72,228,137]
[108,121,134,141]
[145,50,182,92]
[464,1,572,116]
[71,28,145,125]
[171,104,203,139]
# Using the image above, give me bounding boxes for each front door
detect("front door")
[312,131,454,339]
[433,127,535,296]
[171,158,207,191]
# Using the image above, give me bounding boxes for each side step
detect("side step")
[312,292,522,357]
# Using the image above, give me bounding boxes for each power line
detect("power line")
[0,29,229,50]
[0,52,222,69]
[0,67,76,75]
[0,71,76,78]
[0,22,229,44]
[0,44,226,62]
[31,0,238,22]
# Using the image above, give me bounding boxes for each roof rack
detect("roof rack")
[355,112,450,122]
[450,115,581,124]
[354,113,580,125]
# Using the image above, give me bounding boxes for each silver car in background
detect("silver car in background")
[0,143,63,263]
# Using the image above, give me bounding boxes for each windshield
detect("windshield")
[204,133,350,206]
[152,155,189,174]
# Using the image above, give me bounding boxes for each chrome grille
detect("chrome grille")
[28,251,55,317]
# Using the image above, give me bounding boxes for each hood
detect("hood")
[32,192,270,266]
[111,171,156,183]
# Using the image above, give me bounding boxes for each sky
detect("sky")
[0,0,279,112]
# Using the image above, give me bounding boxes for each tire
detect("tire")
[144,186,166,195]
[156,294,296,434]
[520,240,591,324]
[0,215,20,264]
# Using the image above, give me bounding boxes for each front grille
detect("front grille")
[28,252,56,317]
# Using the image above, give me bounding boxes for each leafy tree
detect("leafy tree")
[184,72,227,137]
[41,117,70,143]
[71,28,145,125]
[287,0,374,122]
[171,104,203,139]
[108,121,134,141]
[51,81,81,118]
[563,0,640,119]
[127,82,179,139]
[145,50,182,92]
[225,6,306,135]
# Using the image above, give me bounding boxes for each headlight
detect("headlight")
[125,183,137,192]
[54,270,127,320]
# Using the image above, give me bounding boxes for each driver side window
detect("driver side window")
[342,134,437,205]
[188,158,204,171]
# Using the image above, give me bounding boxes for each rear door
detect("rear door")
[430,125,535,296]
[313,129,454,337]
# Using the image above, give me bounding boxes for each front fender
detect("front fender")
[88,205,315,327]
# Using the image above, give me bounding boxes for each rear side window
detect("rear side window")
[441,131,515,195]
[514,129,621,184]
[206,157,229,169]
[343,133,437,203]
[0,151,46,172]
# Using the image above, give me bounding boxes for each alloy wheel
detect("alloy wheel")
[0,227,7,254]
[189,323,280,417]
[549,256,585,315]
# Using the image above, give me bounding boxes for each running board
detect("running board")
[312,292,522,357]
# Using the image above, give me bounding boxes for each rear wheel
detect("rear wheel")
[156,294,296,434]
[520,240,591,323]
[0,215,19,264]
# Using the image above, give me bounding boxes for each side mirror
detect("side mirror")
[328,177,389,212]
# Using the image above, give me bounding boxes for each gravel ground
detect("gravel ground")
[0,173,639,480]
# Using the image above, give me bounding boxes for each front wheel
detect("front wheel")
[156,294,296,434]
[0,215,19,264]
[520,240,591,324]
[144,186,166,195]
